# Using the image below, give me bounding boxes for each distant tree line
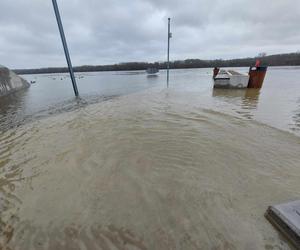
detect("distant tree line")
[13,52,300,75]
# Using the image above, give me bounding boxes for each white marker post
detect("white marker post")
[167,18,172,87]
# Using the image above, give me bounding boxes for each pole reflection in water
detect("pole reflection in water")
[292,97,300,131]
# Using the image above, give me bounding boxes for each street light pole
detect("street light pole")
[52,0,79,97]
[167,17,172,87]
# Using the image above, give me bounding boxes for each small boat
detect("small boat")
[213,69,249,89]
[30,80,36,84]
[146,68,159,76]
[213,63,267,89]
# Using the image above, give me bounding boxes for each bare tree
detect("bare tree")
[258,52,267,57]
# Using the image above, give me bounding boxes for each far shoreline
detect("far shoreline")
[14,52,300,75]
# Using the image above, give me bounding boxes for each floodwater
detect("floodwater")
[1,67,300,135]
[0,67,300,249]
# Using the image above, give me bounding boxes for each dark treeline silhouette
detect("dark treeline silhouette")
[14,52,300,75]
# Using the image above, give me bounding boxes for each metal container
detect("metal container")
[248,66,267,88]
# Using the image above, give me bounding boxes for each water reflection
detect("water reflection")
[116,71,145,75]
[0,88,29,130]
[292,97,300,132]
[212,88,260,119]
[146,74,160,84]
[147,74,159,78]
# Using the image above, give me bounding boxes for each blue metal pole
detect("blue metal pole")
[167,18,171,87]
[52,0,79,96]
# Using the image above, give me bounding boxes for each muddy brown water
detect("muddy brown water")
[0,68,300,249]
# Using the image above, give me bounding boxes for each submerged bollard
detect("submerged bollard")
[52,0,79,97]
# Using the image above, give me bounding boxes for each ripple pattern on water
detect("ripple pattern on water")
[0,89,299,249]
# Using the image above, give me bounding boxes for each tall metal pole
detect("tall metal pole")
[167,18,171,87]
[52,0,79,97]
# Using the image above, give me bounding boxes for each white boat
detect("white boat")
[146,68,159,75]
[213,69,249,89]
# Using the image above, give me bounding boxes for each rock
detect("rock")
[0,65,30,96]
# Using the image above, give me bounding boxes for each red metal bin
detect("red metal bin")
[248,66,267,88]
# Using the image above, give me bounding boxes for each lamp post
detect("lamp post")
[52,0,79,97]
[167,17,172,87]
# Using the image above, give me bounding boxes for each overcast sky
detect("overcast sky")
[0,0,299,69]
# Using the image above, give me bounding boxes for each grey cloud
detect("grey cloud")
[0,0,299,68]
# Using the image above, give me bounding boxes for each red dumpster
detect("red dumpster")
[248,66,267,88]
